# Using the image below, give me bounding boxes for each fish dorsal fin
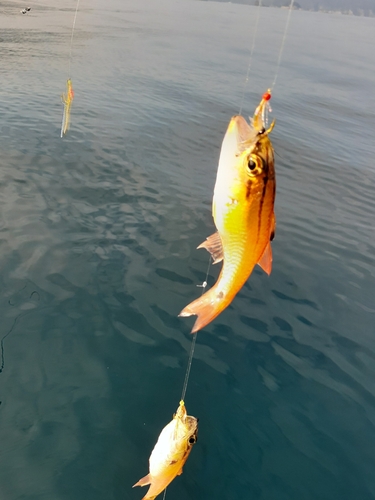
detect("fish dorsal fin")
[133,473,152,488]
[197,232,223,264]
[257,242,272,275]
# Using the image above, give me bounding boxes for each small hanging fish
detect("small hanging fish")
[179,90,276,333]
[60,78,74,138]
[133,400,198,500]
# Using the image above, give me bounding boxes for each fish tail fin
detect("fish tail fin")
[179,288,226,333]
[133,473,152,488]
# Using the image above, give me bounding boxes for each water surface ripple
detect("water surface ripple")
[0,1,374,499]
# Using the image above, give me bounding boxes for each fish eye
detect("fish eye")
[246,154,262,176]
[248,159,256,171]
[188,436,196,444]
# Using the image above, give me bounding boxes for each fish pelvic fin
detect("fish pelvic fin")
[197,231,223,264]
[257,241,272,275]
[133,473,152,488]
[179,287,228,333]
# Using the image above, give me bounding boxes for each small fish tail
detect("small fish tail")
[179,288,226,333]
[133,473,152,488]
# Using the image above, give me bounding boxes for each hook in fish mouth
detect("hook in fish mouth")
[253,88,273,133]
[234,89,275,154]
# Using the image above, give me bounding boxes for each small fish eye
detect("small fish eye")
[247,159,256,171]
[189,436,196,444]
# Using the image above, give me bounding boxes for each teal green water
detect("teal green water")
[0,1,375,499]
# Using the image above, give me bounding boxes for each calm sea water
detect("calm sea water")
[0,1,374,499]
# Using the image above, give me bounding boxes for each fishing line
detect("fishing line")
[239,0,295,113]
[180,256,212,402]
[238,0,262,116]
[270,0,295,91]
[67,0,81,78]
[161,257,211,500]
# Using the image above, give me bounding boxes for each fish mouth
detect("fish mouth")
[227,116,258,158]
[228,115,256,145]
[175,400,187,421]
[229,90,275,156]
[188,426,198,445]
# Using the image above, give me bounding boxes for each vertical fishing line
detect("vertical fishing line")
[180,333,198,402]
[238,0,262,116]
[271,0,295,90]
[180,257,212,402]
[67,0,81,78]
[160,258,211,500]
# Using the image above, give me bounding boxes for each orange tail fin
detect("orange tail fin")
[133,474,152,488]
[179,288,228,333]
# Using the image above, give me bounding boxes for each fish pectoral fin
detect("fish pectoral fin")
[133,473,152,488]
[197,232,223,264]
[257,241,272,275]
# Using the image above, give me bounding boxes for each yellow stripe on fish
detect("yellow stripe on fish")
[179,90,276,333]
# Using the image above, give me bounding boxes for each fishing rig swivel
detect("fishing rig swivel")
[180,257,212,403]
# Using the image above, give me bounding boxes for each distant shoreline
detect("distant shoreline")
[280,5,374,17]
[198,1,375,18]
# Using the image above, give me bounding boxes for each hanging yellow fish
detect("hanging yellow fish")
[133,400,198,500]
[60,78,74,137]
[179,90,276,333]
